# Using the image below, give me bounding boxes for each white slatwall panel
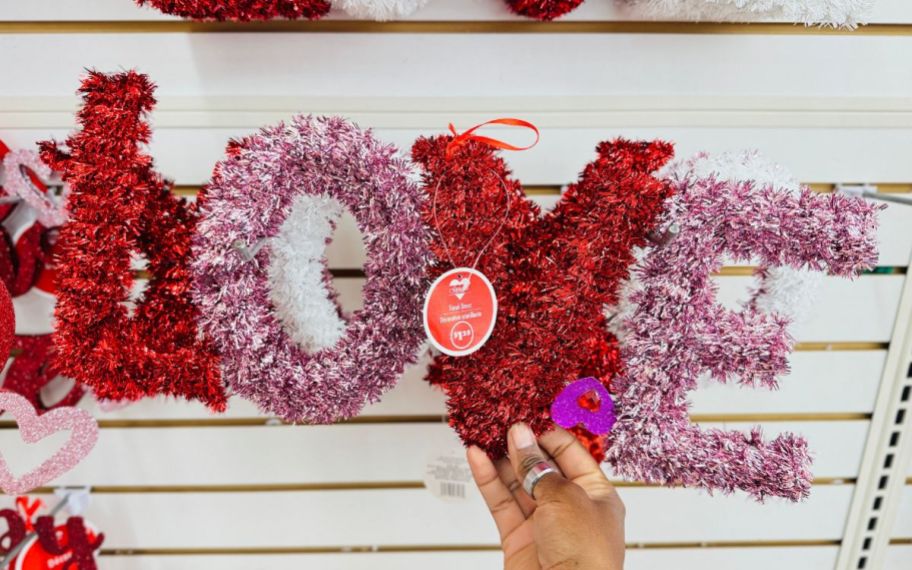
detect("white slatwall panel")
[886,546,912,569]
[0,422,870,486]
[98,548,843,570]
[16,485,854,547]
[6,0,912,23]
[895,487,912,536]
[2,35,912,100]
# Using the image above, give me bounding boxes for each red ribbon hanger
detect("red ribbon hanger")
[445,118,540,158]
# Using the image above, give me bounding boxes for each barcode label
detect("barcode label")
[439,482,466,499]
[425,450,474,503]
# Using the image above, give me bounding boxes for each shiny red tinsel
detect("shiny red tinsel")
[39,71,226,411]
[8,222,49,297]
[2,335,85,414]
[0,281,13,359]
[412,135,673,458]
[135,0,331,20]
[505,0,585,20]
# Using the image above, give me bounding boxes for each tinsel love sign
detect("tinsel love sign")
[41,69,885,503]
[0,392,99,495]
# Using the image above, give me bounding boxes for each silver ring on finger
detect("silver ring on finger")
[522,461,557,500]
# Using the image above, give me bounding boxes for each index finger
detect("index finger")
[538,426,606,482]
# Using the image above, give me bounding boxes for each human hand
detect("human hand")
[467,423,625,570]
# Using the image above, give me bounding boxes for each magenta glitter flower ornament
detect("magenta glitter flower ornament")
[605,153,881,501]
[551,377,616,435]
[192,115,431,423]
[0,392,99,495]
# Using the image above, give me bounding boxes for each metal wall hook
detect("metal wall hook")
[232,238,267,263]
[837,184,912,207]
[647,222,680,246]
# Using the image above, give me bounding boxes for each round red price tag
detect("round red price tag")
[423,267,497,357]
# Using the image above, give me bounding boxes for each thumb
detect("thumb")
[508,423,572,503]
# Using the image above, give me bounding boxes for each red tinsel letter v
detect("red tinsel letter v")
[412,134,674,459]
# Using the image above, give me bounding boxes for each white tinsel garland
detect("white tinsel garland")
[609,151,823,339]
[267,193,347,353]
[337,0,429,20]
[622,0,875,27]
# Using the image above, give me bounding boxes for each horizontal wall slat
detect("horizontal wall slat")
[5,486,855,547]
[0,421,868,487]
[5,0,912,24]
[894,486,912,538]
[886,545,912,569]
[2,35,911,99]
[95,547,842,570]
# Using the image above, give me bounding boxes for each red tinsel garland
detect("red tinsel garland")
[505,0,585,20]
[412,135,673,458]
[39,71,227,411]
[135,0,331,20]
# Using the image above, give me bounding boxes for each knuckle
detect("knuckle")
[549,440,575,461]
[489,496,515,515]
[519,454,544,474]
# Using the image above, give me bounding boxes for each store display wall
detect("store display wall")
[2,1,912,568]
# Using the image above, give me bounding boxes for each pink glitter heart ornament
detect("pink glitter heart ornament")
[0,391,98,495]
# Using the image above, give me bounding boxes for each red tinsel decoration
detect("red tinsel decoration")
[34,516,104,570]
[412,135,673,458]
[0,508,25,555]
[2,335,85,414]
[8,222,49,297]
[505,0,585,20]
[135,0,331,20]
[0,281,14,359]
[39,71,227,411]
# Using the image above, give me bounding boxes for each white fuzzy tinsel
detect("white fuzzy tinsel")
[622,0,875,27]
[609,150,823,340]
[267,193,348,353]
[337,0,429,20]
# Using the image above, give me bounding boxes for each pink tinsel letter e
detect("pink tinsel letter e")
[606,153,881,501]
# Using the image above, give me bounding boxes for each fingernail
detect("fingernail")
[510,423,536,450]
